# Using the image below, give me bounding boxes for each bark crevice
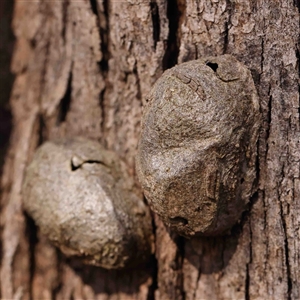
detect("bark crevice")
[133,65,142,101]
[62,0,69,42]
[279,188,292,300]
[150,0,160,50]
[294,0,300,12]
[265,87,272,156]
[296,48,300,125]
[245,226,252,300]
[162,0,181,70]
[25,214,38,300]
[57,70,72,124]
[223,0,233,54]
[98,0,110,75]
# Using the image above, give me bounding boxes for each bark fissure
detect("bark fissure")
[294,0,300,12]
[99,88,106,141]
[0,109,12,186]
[265,88,272,157]
[223,21,229,55]
[133,65,142,101]
[26,215,38,300]
[0,0,13,202]
[91,0,110,139]
[223,0,233,54]
[38,114,46,146]
[40,41,51,103]
[261,190,267,232]
[150,0,160,50]
[57,70,72,124]
[296,48,300,126]
[176,236,185,300]
[62,0,69,42]
[279,175,293,299]
[146,211,158,300]
[260,38,265,75]
[246,223,253,300]
[89,0,110,74]
[89,0,98,16]
[162,0,181,70]
[245,263,250,300]
[98,0,110,74]
[255,141,261,186]
[231,190,257,239]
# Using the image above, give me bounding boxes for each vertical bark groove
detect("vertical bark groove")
[280,197,292,300]
[150,0,160,50]
[25,215,38,300]
[57,70,72,124]
[162,0,181,69]
[98,0,110,74]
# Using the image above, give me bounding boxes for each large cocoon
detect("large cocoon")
[136,55,260,237]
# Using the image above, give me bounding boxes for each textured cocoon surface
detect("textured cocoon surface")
[23,138,153,268]
[136,55,261,237]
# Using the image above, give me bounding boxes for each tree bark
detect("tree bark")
[1,0,299,299]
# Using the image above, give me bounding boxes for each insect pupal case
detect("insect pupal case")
[136,55,260,237]
[23,137,153,268]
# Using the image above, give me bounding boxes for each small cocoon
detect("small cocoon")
[23,137,153,269]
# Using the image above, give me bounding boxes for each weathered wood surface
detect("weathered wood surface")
[0,0,299,299]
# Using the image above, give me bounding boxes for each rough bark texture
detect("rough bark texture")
[0,0,299,299]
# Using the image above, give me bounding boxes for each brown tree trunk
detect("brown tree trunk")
[1,0,299,299]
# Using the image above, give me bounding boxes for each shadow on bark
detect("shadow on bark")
[65,256,156,295]
[186,196,259,274]
[167,216,251,274]
[184,233,240,274]
[0,0,14,280]
[0,0,14,171]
